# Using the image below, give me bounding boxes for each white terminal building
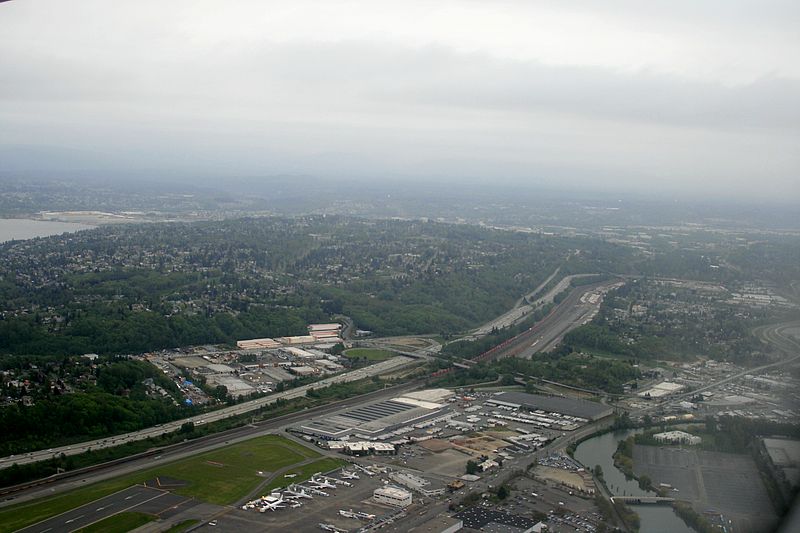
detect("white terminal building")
[373,486,413,507]
[654,430,701,445]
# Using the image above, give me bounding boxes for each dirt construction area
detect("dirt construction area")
[452,434,510,455]
[633,445,779,533]
[402,448,471,478]
[534,466,591,493]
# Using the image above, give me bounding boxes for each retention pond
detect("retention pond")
[574,429,694,533]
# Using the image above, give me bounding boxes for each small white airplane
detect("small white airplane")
[319,524,346,532]
[299,485,329,497]
[258,494,286,512]
[339,509,375,521]
[289,502,302,508]
[340,471,359,480]
[309,478,336,490]
[354,464,375,476]
[284,486,313,499]
[284,473,298,478]
[259,501,286,512]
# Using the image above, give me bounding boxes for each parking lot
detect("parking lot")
[633,445,779,533]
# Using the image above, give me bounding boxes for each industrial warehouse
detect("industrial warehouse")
[288,388,610,471]
[486,391,614,421]
[291,389,454,441]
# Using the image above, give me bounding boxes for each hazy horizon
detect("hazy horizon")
[1,1,798,201]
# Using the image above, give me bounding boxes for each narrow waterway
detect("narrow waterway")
[574,429,693,533]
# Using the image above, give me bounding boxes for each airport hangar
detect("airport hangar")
[487,391,614,421]
[292,389,454,441]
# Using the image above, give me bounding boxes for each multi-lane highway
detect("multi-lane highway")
[0,376,430,508]
[469,279,623,363]
[0,355,420,470]
[466,272,597,341]
[517,281,623,358]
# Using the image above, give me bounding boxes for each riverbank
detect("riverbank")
[573,428,694,533]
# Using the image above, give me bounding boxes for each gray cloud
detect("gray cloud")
[0,0,797,200]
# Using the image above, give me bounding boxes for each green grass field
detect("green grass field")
[0,435,322,533]
[75,511,155,533]
[344,348,396,361]
[155,435,319,503]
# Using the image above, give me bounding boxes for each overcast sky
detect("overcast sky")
[1,0,798,200]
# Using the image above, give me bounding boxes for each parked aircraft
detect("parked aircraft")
[300,485,330,497]
[309,477,336,490]
[259,495,286,512]
[353,464,375,476]
[340,471,359,480]
[319,524,347,532]
[284,486,313,499]
[339,509,375,521]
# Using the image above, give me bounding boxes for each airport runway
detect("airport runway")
[2,378,427,508]
[17,485,195,533]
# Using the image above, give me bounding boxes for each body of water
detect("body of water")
[0,219,96,244]
[574,429,694,533]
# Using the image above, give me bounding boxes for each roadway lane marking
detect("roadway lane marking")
[64,514,84,523]
[15,486,148,533]
[63,491,168,533]
[123,490,168,512]
[63,489,170,533]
